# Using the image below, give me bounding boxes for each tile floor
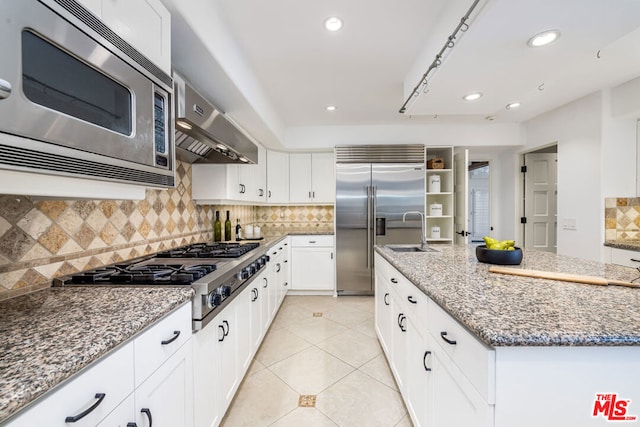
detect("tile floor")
[221,295,413,427]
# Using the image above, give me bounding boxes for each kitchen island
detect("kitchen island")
[375,244,640,427]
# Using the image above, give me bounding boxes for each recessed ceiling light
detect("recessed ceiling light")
[176,120,192,130]
[506,102,521,110]
[527,30,561,47]
[324,17,343,32]
[215,143,227,151]
[463,92,482,101]
[326,105,337,111]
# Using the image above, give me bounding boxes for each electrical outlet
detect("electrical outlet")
[562,218,577,231]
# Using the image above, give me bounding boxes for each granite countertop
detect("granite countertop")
[604,240,640,251]
[376,244,640,347]
[0,287,193,423]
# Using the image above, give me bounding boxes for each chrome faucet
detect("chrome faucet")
[402,211,427,250]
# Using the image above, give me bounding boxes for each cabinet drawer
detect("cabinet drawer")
[8,342,134,427]
[134,303,191,387]
[290,235,333,247]
[428,302,495,403]
[610,247,640,268]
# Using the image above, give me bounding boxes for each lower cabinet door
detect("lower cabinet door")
[134,340,194,427]
[291,247,335,290]
[192,313,221,427]
[374,271,393,356]
[405,318,434,427]
[218,302,239,412]
[431,342,493,427]
[96,394,135,427]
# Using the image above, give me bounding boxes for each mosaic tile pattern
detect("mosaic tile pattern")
[256,205,334,234]
[0,161,257,299]
[605,197,640,241]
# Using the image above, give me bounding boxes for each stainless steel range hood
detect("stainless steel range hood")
[173,73,258,164]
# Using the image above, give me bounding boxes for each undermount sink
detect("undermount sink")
[386,245,438,253]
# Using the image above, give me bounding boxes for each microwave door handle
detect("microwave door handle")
[0,79,12,99]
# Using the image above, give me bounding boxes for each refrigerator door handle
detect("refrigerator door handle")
[372,185,377,261]
[366,185,371,269]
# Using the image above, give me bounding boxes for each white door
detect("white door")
[454,149,469,244]
[524,153,557,252]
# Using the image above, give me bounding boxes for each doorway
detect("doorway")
[468,162,490,242]
[522,145,558,252]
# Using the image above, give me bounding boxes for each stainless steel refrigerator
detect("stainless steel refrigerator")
[335,145,425,295]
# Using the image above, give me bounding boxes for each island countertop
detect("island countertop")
[0,287,194,423]
[375,244,640,347]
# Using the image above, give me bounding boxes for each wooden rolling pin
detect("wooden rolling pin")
[488,266,640,288]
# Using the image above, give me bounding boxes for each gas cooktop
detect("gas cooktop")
[67,263,218,285]
[155,242,260,259]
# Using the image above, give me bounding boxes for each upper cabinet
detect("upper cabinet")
[192,146,267,205]
[79,0,172,74]
[289,153,335,204]
[267,151,290,204]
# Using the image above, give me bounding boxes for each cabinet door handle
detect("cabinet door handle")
[160,330,180,345]
[383,292,389,306]
[259,189,264,196]
[440,331,457,345]
[127,423,138,427]
[268,190,272,198]
[423,351,432,372]
[312,191,315,198]
[309,191,312,198]
[309,240,317,244]
[251,288,258,302]
[407,296,417,304]
[397,313,406,332]
[218,325,225,342]
[276,263,281,273]
[141,408,153,427]
[223,320,230,337]
[263,277,268,288]
[65,393,106,423]
[284,282,288,287]
[391,278,398,284]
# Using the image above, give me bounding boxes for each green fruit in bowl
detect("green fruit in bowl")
[483,236,516,250]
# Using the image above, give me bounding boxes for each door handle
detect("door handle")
[366,185,371,269]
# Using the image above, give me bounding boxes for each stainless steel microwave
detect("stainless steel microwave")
[0,0,175,188]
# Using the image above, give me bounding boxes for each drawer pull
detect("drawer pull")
[390,278,398,284]
[160,330,180,345]
[141,408,153,427]
[407,296,417,304]
[440,331,457,345]
[65,393,106,423]
[423,351,432,372]
[223,320,230,337]
[397,314,406,332]
[383,292,390,306]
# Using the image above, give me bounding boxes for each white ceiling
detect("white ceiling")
[165,0,640,147]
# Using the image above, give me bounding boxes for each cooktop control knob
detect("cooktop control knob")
[207,292,222,308]
[221,285,231,297]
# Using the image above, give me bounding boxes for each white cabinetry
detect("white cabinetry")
[267,150,290,203]
[77,0,171,74]
[609,247,640,268]
[192,239,288,427]
[426,147,454,243]
[289,153,335,204]
[192,146,267,204]
[290,235,335,291]
[8,303,193,427]
[375,253,494,427]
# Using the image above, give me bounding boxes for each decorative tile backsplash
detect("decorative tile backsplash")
[605,197,640,241]
[0,162,334,300]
